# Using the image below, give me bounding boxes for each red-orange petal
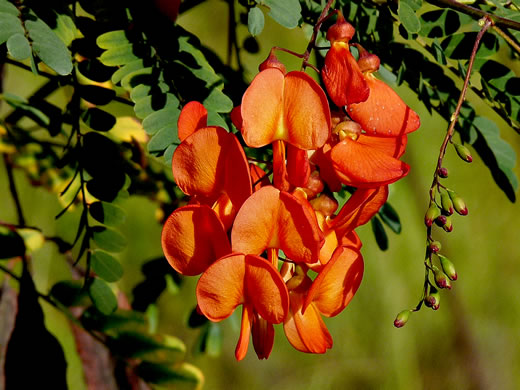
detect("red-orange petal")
[348,76,420,136]
[241,68,284,147]
[172,127,252,221]
[329,186,389,237]
[196,253,246,321]
[331,137,410,188]
[310,142,343,192]
[250,163,271,192]
[252,314,275,360]
[161,205,230,276]
[231,186,324,264]
[235,304,253,361]
[287,144,310,188]
[283,71,331,149]
[284,292,332,353]
[177,101,208,142]
[322,43,369,107]
[303,246,364,317]
[356,133,408,159]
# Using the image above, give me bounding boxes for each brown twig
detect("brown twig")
[3,154,25,226]
[301,0,336,70]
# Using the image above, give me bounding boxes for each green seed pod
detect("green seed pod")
[438,254,458,281]
[424,287,441,310]
[425,204,441,227]
[454,143,473,163]
[394,309,412,328]
[448,190,468,216]
[429,241,442,254]
[441,192,454,215]
[442,215,453,232]
[433,265,452,289]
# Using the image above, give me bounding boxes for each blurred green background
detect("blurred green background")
[2,1,520,389]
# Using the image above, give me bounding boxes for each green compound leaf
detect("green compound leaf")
[261,0,301,29]
[89,201,127,227]
[96,30,129,49]
[107,332,186,362]
[248,7,265,36]
[0,11,24,45]
[88,277,118,315]
[472,116,518,202]
[398,2,421,34]
[6,33,31,60]
[112,60,146,85]
[99,44,141,66]
[0,0,20,16]
[92,226,127,253]
[91,250,124,282]
[402,0,423,11]
[25,15,73,75]
[142,106,180,135]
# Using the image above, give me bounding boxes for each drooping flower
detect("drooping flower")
[321,12,369,107]
[283,246,364,353]
[196,253,289,360]
[172,103,252,229]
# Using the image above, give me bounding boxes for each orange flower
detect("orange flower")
[283,246,364,353]
[172,103,252,229]
[321,13,369,107]
[196,253,289,360]
[231,186,324,265]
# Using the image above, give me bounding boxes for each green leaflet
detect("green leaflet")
[261,0,301,29]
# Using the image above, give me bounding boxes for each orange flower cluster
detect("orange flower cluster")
[161,15,420,360]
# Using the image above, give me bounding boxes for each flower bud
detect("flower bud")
[438,167,449,178]
[394,309,412,328]
[424,287,441,310]
[454,143,473,163]
[448,190,468,216]
[425,204,441,227]
[429,241,441,254]
[438,254,458,281]
[435,215,447,227]
[259,51,287,73]
[441,192,454,215]
[442,215,453,232]
[433,265,452,289]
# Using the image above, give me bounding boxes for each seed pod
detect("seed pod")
[425,204,441,227]
[454,143,473,163]
[448,190,468,216]
[438,254,458,281]
[429,241,442,254]
[441,192,454,215]
[433,265,452,289]
[394,309,412,328]
[442,215,453,232]
[424,287,441,310]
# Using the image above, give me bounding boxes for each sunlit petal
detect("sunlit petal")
[161,205,230,276]
[322,43,369,107]
[348,77,420,136]
[177,101,208,141]
[304,246,364,317]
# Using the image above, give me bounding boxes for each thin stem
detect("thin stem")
[301,0,336,70]
[429,17,494,203]
[493,25,520,54]
[426,0,520,31]
[3,154,25,226]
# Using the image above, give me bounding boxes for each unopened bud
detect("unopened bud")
[425,204,441,227]
[433,265,452,289]
[442,215,453,232]
[438,167,449,178]
[259,50,287,73]
[448,190,468,216]
[441,192,454,215]
[394,309,412,328]
[438,254,458,281]
[454,143,473,163]
[424,287,441,310]
[435,215,447,227]
[429,241,442,254]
